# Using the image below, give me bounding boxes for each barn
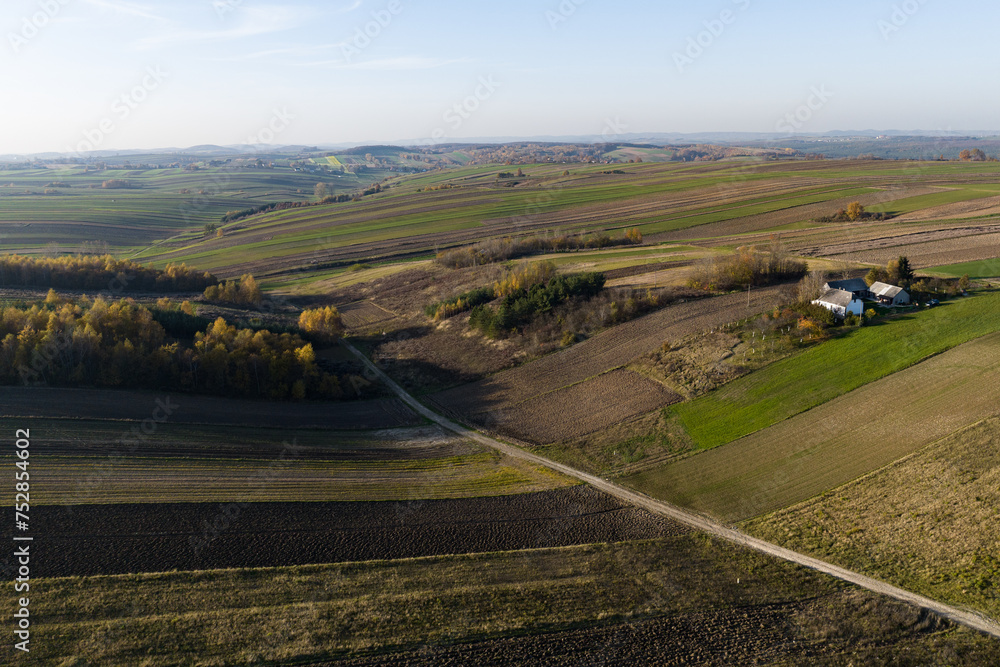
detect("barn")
[869,281,910,306]
[812,289,864,319]
[823,278,871,300]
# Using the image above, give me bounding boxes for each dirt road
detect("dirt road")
[344,340,1000,641]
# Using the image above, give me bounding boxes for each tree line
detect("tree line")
[0,255,217,292]
[1,296,357,400]
[435,229,643,269]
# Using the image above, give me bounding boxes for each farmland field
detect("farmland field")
[7,149,1000,662]
[0,387,419,429]
[625,332,1000,522]
[929,257,1000,278]
[431,285,788,441]
[9,536,996,665]
[746,416,1000,622]
[475,369,682,444]
[671,290,1000,450]
[26,486,685,577]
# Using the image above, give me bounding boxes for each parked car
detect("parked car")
[927,299,940,307]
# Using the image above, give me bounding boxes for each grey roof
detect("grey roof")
[825,278,869,294]
[814,289,858,308]
[870,281,906,298]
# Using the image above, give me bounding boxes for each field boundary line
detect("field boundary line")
[342,339,1000,641]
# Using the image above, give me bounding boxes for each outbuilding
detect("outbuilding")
[869,281,910,306]
[823,278,871,300]
[812,288,864,319]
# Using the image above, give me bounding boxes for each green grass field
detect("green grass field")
[928,258,1000,278]
[625,331,1000,522]
[671,290,1000,450]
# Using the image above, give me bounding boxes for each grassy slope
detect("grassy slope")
[672,290,1000,450]
[929,258,1000,278]
[745,416,1000,622]
[15,536,996,665]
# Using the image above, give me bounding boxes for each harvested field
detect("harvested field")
[796,223,1000,258]
[655,186,939,241]
[472,369,682,444]
[10,421,477,462]
[338,300,399,330]
[894,193,1000,222]
[19,450,575,506]
[371,318,521,392]
[747,416,1000,622]
[0,387,419,430]
[626,332,1000,523]
[18,535,999,666]
[335,592,981,667]
[430,286,788,435]
[825,231,1000,269]
[30,486,688,577]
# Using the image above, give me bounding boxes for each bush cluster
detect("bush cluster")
[688,246,808,291]
[469,273,605,338]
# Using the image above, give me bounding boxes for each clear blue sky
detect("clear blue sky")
[1,0,997,153]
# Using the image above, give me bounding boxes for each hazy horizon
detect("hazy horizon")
[3,0,998,154]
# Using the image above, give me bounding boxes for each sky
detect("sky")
[1,0,998,154]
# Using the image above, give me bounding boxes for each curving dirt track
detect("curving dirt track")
[345,341,1000,641]
[38,486,689,577]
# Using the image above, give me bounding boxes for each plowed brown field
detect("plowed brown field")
[0,387,418,429]
[431,286,787,440]
[38,486,689,577]
[472,369,682,444]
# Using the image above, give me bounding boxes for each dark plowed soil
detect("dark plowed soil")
[0,387,419,430]
[328,605,798,666]
[34,487,689,577]
[319,594,991,667]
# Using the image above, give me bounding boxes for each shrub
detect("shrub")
[298,306,344,342]
[203,274,262,306]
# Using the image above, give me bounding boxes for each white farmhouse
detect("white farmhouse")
[812,288,864,319]
[869,281,910,306]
